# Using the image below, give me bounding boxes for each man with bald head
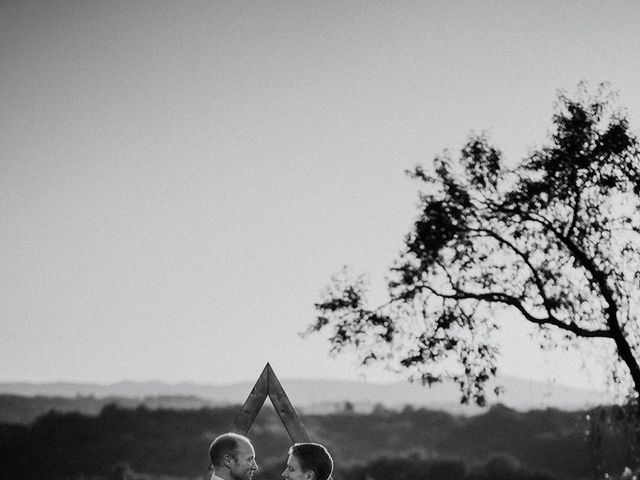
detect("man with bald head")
[209,432,259,480]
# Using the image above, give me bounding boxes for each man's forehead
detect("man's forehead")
[237,440,255,456]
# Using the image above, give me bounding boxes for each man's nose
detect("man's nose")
[252,461,258,472]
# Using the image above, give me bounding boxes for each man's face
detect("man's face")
[229,440,258,480]
[281,454,309,480]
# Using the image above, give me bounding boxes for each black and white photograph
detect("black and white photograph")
[2,1,640,479]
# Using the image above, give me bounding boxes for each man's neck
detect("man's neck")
[211,470,232,480]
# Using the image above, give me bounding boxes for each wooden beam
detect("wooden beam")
[231,364,269,435]
[267,364,312,443]
[231,363,311,442]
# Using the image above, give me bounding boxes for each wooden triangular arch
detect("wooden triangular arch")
[232,363,311,442]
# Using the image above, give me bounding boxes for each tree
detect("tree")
[309,84,640,406]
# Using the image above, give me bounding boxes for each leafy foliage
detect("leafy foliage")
[311,84,640,406]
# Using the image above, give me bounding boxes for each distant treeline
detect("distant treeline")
[0,394,215,424]
[0,402,634,480]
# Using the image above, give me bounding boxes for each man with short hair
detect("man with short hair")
[281,443,333,480]
[209,432,258,480]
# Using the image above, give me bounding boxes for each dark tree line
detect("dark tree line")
[0,403,634,479]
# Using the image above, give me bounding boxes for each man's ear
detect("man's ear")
[305,471,315,480]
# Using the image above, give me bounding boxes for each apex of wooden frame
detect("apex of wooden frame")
[232,363,311,443]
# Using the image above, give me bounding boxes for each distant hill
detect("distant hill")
[0,375,612,416]
[0,394,216,424]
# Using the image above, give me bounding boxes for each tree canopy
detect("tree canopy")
[310,85,640,406]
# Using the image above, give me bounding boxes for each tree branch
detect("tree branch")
[470,227,555,315]
[527,212,640,393]
[417,284,613,339]
[565,185,582,239]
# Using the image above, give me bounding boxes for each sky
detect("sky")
[1,0,640,395]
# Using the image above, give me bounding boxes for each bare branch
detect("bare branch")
[417,283,613,339]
